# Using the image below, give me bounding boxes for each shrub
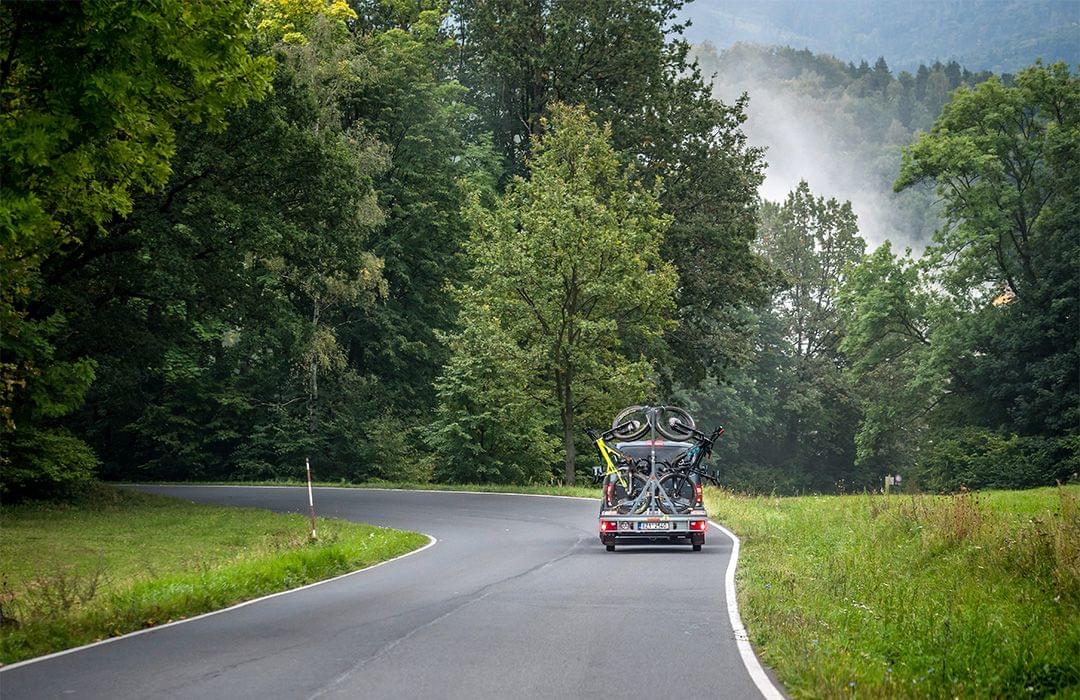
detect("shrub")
[364,413,434,483]
[1,428,98,500]
[916,428,1078,492]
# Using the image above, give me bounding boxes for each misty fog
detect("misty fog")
[703,56,937,251]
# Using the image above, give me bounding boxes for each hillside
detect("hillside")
[694,43,999,248]
[681,0,1080,73]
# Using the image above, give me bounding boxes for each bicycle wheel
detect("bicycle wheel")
[612,471,648,514]
[656,406,695,441]
[611,405,649,440]
[658,471,696,514]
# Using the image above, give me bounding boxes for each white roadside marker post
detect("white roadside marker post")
[306,457,317,540]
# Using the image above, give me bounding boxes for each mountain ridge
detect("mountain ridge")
[680,0,1079,74]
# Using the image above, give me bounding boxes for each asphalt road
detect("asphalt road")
[1,486,781,699]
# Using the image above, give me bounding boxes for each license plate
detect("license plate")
[638,521,672,531]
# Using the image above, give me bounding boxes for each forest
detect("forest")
[2,0,1077,499]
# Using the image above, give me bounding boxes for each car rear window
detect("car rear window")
[614,441,693,462]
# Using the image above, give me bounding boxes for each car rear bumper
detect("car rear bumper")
[599,511,708,545]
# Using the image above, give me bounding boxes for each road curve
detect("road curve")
[2,486,782,699]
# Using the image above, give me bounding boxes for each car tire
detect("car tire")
[692,543,702,551]
[606,544,616,552]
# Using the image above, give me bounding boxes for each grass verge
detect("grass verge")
[705,486,1080,698]
[0,484,428,665]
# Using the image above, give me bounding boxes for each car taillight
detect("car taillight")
[690,520,707,531]
[694,483,703,506]
[604,480,615,506]
[600,520,619,532]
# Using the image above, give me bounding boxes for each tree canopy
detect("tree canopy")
[432,104,677,484]
[0,2,1074,498]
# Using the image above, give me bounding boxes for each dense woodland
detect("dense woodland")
[1,0,1077,499]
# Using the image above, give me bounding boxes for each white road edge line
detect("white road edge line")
[708,519,786,700]
[0,533,438,673]
[5,484,787,700]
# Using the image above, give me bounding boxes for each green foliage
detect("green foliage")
[759,181,865,358]
[895,61,1079,437]
[47,5,483,489]
[837,62,1078,490]
[3,0,1071,501]
[838,243,943,471]
[0,306,99,500]
[0,1,271,266]
[429,307,559,484]
[45,13,393,485]
[915,429,1080,493]
[2,0,769,494]
[339,6,482,415]
[451,0,769,381]
[433,104,677,483]
[896,63,1077,301]
[363,413,434,483]
[1,429,98,501]
[0,1,272,498]
[683,181,866,492]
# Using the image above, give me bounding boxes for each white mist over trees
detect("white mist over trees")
[693,43,1004,249]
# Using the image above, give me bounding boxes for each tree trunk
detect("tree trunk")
[309,301,319,435]
[560,372,575,485]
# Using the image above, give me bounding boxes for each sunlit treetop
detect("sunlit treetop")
[253,0,357,44]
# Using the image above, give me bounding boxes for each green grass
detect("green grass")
[0,484,428,664]
[705,486,1080,698]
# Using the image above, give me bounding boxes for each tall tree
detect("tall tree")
[758,181,864,359]
[450,0,768,382]
[838,62,1078,487]
[838,243,945,472]
[685,182,866,491]
[45,8,390,483]
[432,104,677,484]
[0,1,272,497]
[895,61,1079,436]
[340,4,485,417]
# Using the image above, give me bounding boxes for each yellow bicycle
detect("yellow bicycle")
[586,427,630,489]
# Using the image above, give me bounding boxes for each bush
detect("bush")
[364,413,434,483]
[1,428,98,500]
[916,428,1079,492]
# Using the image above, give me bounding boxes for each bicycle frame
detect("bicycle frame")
[595,437,629,489]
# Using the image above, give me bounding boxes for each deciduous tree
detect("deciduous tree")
[433,104,677,484]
